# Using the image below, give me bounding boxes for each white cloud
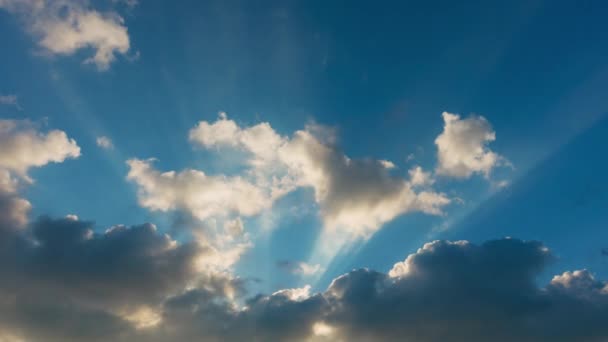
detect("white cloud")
[189,112,286,171]
[0,119,81,181]
[96,135,114,149]
[0,119,79,228]
[408,165,434,187]
[435,112,505,178]
[379,159,396,169]
[187,114,451,240]
[0,0,131,70]
[126,158,273,221]
[550,269,608,295]
[271,285,312,301]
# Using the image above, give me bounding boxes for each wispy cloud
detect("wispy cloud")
[96,136,114,150]
[277,260,324,276]
[0,94,21,110]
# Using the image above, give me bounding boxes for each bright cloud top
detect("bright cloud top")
[435,112,506,178]
[184,114,451,239]
[0,119,79,228]
[126,158,273,221]
[0,0,132,70]
[0,119,80,180]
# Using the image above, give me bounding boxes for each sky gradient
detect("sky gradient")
[1,0,608,341]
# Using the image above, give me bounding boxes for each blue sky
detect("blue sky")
[1,0,608,340]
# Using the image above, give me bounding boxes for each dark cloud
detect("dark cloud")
[148,238,608,342]
[323,239,556,341]
[1,201,607,342]
[0,213,205,341]
[143,238,608,342]
[0,297,132,342]
[1,217,202,309]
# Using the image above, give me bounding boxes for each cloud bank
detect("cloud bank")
[2,212,607,342]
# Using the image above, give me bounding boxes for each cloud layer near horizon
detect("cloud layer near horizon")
[2,209,607,342]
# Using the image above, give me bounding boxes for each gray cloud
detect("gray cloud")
[141,238,607,342]
[0,215,204,341]
[2,215,608,342]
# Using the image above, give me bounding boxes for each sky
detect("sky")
[1,0,608,341]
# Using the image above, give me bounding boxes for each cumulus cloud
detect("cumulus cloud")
[0,119,79,230]
[185,114,451,239]
[126,158,273,221]
[278,129,449,237]
[0,0,132,70]
[96,136,113,149]
[277,260,325,276]
[7,236,604,342]
[0,119,80,180]
[1,218,202,307]
[0,218,219,342]
[435,112,506,178]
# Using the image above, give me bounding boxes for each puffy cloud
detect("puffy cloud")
[126,158,273,221]
[96,136,113,150]
[144,238,607,342]
[0,218,205,342]
[408,165,434,187]
[188,112,285,170]
[321,238,608,342]
[277,260,325,276]
[0,0,131,70]
[0,119,80,180]
[549,270,608,296]
[435,112,505,178]
[186,114,451,239]
[18,219,200,307]
[132,238,608,341]
[278,129,449,238]
[0,119,79,231]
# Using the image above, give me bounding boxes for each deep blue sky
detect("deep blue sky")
[2,0,607,295]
